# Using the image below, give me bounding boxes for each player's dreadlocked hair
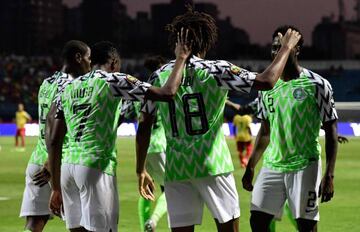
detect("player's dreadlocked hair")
[166,6,218,56]
[273,25,304,49]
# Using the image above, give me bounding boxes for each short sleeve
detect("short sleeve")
[54,76,70,119]
[100,71,151,101]
[140,71,159,116]
[256,93,268,120]
[120,100,134,119]
[316,79,338,122]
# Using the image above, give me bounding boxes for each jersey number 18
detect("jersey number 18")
[168,93,209,137]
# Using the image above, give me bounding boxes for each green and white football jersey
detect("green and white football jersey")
[29,71,70,166]
[257,68,338,172]
[143,56,256,181]
[56,70,151,176]
[121,100,166,154]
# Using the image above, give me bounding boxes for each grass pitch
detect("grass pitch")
[0,136,359,231]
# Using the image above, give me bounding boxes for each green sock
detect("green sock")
[284,202,298,229]
[138,197,151,231]
[150,192,167,226]
[269,219,276,232]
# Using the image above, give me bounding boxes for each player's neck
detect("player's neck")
[281,63,302,82]
[63,66,83,79]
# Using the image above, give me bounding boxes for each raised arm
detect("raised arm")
[242,120,270,191]
[105,28,191,103]
[253,29,301,90]
[145,28,192,101]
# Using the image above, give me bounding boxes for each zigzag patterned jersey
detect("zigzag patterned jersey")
[56,70,151,176]
[257,68,338,172]
[121,100,166,154]
[143,56,256,181]
[29,71,70,166]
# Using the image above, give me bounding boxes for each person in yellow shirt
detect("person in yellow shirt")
[15,103,32,148]
[233,114,253,168]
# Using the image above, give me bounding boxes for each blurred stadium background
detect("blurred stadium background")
[0,0,360,231]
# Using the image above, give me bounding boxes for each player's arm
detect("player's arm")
[33,159,51,187]
[25,111,32,121]
[145,28,191,101]
[136,112,156,201]
[253,29,301,90]
[209,30,301,94]
[107,28,191,102]
[45,102,67,216]
[226,99,241,111]
[242,120,270,191]
[337,135,348,143]
[321,119,338,203]
[317,78,338,203]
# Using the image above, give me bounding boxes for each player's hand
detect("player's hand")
[319,175,334,203]
[49,190,63,217]
[337,135,348,144]
[242,167,254,191]
[278,29,301,50]
[32,166,51,187]
[138,171,156,201]
[175,27,192,60]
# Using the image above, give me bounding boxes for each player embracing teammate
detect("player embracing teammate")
[137,7,301,232]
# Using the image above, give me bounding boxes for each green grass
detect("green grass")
[0,136,359,231]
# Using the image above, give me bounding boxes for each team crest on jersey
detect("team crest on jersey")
[125,75,140,86]
[293,87,307,101]
[230,65,242,75]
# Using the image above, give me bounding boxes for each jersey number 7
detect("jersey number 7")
[73,104,92,142]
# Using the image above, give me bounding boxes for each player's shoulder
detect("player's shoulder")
[42,71,67,85]
[92,69,131,81]
[302,68,333,90]
[189,56,231,69]
[147,61,176,84]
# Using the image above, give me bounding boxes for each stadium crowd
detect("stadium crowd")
[0,55,150,109]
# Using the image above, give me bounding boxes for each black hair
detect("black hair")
[272,25,304,48]
[61,40,88,63]
[166,5,218,55]
[91,41,120,66]
[144,55,166,73]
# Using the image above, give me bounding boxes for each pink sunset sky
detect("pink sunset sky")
[63,0,358,45]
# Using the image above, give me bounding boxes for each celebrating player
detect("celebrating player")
[46,31,191,232]
[242,25,338,232]
[19,40,91,232]
[137,8,301,232]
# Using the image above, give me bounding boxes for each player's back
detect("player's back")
[151,56,255,181]
[60,70,122,175]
